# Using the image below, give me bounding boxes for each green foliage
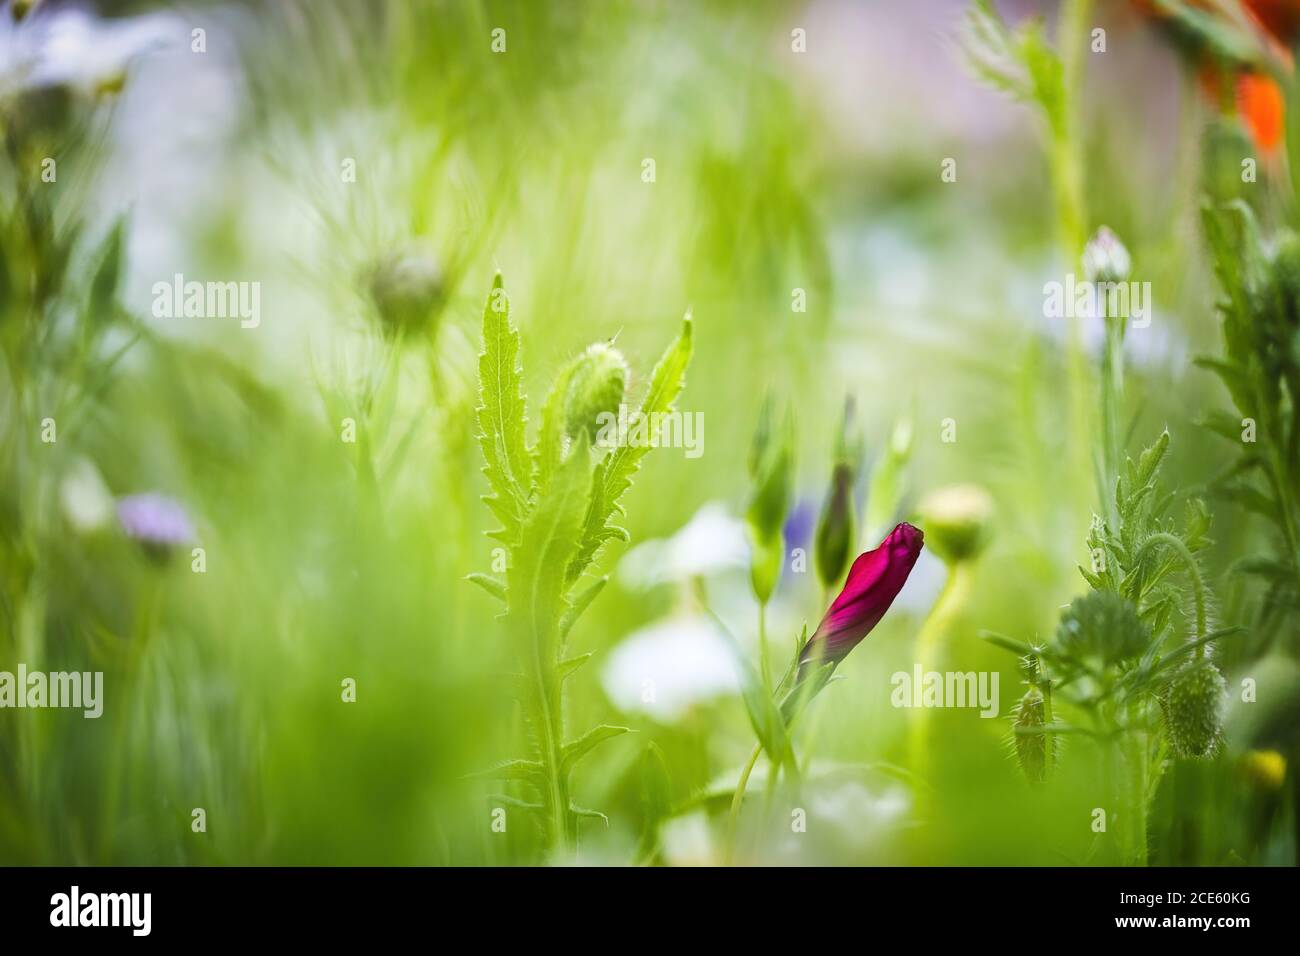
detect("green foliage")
[476,274,531,547]
[962,0,1064,136]
[1079,431,1212,640]
[1200,202,1300,640]
[568,318,693,586]
[469,274,692,858]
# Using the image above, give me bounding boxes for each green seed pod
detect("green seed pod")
[1162,657,1226,758]
[367,248,444,336]
[563,342,628,443]
[1053,590,1149,667]
[1013,688,1048,784]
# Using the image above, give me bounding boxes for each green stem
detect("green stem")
[1099,309,1126,527]
[909,561,974,784]
[1054,0,1094,514]
[1135,532,1207,653]
[725,742,764,865]
[757,600,771,693]
[1118,722,1150,866]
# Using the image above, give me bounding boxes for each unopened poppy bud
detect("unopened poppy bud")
[564,342,628,443]
[1082,226,1131,284]
[799,522,924,676]
[1162,657,1226,758]
[815,462,855,589]
[367,247,444,335]
[916,484,993,565]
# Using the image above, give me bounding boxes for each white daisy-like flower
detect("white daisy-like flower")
[601,615,741,722]
[1,4,181,98]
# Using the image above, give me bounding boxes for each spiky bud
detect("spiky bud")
[1013,688,1049,784]
[564,342,628,443]
[1162,657,1226,758]
[1054,590,1149,667]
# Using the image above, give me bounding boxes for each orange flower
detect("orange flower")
[1238,71,1286,150]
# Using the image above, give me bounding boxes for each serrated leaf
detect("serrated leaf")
[466,572,507,603]
[559,576,607,642]
[570,805,609,826]
[557,653,592,682]
[476,272,532,544]
[468,758,545,781]
[561,724,632,774]
[1130,429,1170,490]
[568,316,693,584]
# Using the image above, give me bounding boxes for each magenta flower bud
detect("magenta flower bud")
[799,522,924,672]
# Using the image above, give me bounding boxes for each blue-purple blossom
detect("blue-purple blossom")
[116,493,195,553]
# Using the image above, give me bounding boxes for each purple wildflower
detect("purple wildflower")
[117,493,195,557]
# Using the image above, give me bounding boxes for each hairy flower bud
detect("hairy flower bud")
[1054,590,1149,667]
[1162,657,1226,758]
[1013,688,1048,784]
[564,342,628,442]
[367,247,444,335]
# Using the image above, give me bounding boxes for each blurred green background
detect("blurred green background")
[0,0,1294,865]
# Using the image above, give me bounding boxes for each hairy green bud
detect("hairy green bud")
[367,248,444,336]
[1053,590,1149,667]
[1013,688,1048,784]
[1162,657,1226,758]
[564,342,628,443]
